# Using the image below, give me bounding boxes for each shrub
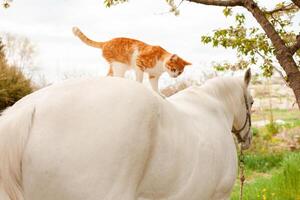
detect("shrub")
[0,39,33,111]
[251,126,259,136]
[261,122,280,140]
[265,122,280,135]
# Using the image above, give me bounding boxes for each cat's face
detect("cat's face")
[165,54,191,78]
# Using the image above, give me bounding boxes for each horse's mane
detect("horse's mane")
[200,76,246,113]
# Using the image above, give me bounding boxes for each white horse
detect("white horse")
[0,69,253,200]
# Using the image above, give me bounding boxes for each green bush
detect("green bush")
[0,39,33,111]
[251,126,259,136]
[260,122,280,140]
[265,122,280,135]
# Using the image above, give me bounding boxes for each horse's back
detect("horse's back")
[1,77,238,200]
[21,77,161,200]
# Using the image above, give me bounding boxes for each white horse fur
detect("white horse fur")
[0,70,253,200]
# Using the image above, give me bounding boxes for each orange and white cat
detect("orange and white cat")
[72,27,191,93]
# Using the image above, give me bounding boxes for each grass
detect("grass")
[230,109,300,200]
[250,109,300,151]
[252,109,300,124]
[231,152,300,200]
[243,153,285,173]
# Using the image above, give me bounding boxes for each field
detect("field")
[230,107,300,199]
[228,78,300,200]
[230,151,300,200]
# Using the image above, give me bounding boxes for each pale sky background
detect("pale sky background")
[0,0,299,87]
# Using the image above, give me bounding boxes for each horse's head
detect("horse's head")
[232,68,254,150]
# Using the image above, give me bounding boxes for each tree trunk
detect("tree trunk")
[292,0,300,8]
[243,0,300,109]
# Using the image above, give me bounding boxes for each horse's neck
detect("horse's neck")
[176,85,236,128]
[201,81,239,113]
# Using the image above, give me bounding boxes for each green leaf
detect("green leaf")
[235,14,245,25]
[103,0,128,7]
[223,7,232,17]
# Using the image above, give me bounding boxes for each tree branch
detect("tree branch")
[291,0,300,8]
[290,34,300,55]
[185,0,243,7]
[265,3,298,15]
[243,0,290,56]
[243,0,300,108]
[255,49,289,86]
[273,65,289,86]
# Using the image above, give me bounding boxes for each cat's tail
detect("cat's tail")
[72,27,104,49]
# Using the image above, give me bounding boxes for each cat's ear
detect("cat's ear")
[170,54,178,61]
[184,60,192,66]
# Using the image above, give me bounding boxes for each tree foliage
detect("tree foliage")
[104,0,128,7]
[1,0,11,8]
[104,0,181,15]
[201,3,299,78]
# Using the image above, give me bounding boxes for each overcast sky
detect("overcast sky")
[0,0,299,86]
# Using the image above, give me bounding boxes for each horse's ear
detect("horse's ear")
[244,68,251,87]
